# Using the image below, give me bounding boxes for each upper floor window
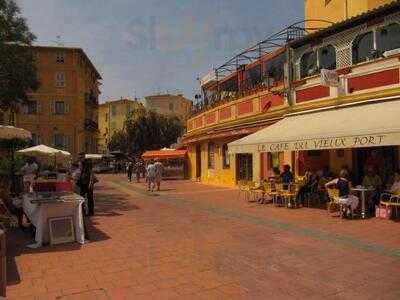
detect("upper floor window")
[352,31,374,64]
[56,52,65,63]
[319,45,336,70]
[208,142,215,169]
[300,51,318,78]
[105,113,108,122]
[31,133,40,146]
[54,101,67,114]
[222,144,230,169]
[265,53,286,85]
[111,104,117,116]
[55,72,66,87]
[26,100,40,114]
[377,23,400,53]
[53,133,66,150]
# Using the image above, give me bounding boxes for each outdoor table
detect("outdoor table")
[351,186,375,219]
[22,192,85,248]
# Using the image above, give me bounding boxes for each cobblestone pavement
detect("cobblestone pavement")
[6,174,400,299]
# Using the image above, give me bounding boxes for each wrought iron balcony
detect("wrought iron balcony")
[85,93,99,107]
[84,118,99,131]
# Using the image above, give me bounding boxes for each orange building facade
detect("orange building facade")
[183,1,400,187]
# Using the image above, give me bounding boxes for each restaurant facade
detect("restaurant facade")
[182,1,400,187]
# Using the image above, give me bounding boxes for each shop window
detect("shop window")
[265,53,286,85]
[319,45,336,70]
[308,150,322,157]
[352,31,374,64]
[222,144,230,169]
[377,23,400,53]
[268,152,280,169]
[208,142,215,169]
[245,64,261,90]
[300,51,318,79]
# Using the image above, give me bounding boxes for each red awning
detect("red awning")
[142,149,187,160]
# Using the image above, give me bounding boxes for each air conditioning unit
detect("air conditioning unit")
[383,48,400,57]
[48,216,75,245]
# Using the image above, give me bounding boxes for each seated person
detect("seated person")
[268,167,281,183]
[298,168,319,206]
[362,165,382,206]
[325,168,359,217]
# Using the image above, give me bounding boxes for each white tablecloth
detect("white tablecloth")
[22,193,85,247]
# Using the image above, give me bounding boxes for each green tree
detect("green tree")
[108,107,184,157]
[0,0,40,124]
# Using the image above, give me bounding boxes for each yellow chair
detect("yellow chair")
[247,181,259,202]
[273,183,284,206]
[380,194,400,218]
[282,183,299,208]
[327,188,341,216]
[237,180,248,201]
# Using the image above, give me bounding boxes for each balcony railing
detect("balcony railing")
[84,118,99,131]
[85,93,99,107]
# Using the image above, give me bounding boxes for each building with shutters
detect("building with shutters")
[98,98,143,153]
[144,94,192,120]
[182,1,400,187]
[14,45,101,159]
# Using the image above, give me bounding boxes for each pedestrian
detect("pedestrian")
[154,159,164,191]
[146,159,156,192]
[76,153,95,216]
[127,161,134,182]
[280,164,294,190]
[135,158,143,183]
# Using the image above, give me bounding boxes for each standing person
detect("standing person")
[154,159,164,191]
[127,161,134,182]
[280,164,294,190]
[77,154,94,216]
[146,159,156,192]
[135,158,143,183]
[21,157,38,192]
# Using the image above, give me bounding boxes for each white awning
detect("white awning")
[229,100,400,153]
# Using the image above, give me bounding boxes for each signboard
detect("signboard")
[321,69,339,87]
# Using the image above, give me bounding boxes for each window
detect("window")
[56,52,65,63]
[169,103,174,111]
[55,72,66,87]
[325,0,332,5]
[105,113,108,122]
[208,142,215,169]
[111,104,117,116]
[127,104,132,114]
[31,133,40,146]
[55,101,65,114]
[245,65,262,90]
[352,31,374,64]
[265,53,286,84]
[268,152,280,169]
[222,144,230,169]
[377,23,400,53]
[319,45,336,70]
[300,51,318,78]
[27,100,39,114]
[54,134,65,149]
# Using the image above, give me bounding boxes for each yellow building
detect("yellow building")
[305,0,395,29]
[14,45,101,159]
[144,94,192,120]
[98,98,143,153]
[183,1,400,187]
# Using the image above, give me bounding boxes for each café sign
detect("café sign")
[256,134,397,153]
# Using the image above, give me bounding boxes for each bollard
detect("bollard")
[0,229,5,298]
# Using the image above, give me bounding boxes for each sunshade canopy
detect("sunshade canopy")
[229,100,400,153]
[17,144,71,166]
[142,149,187,160]
[0,125,31,140]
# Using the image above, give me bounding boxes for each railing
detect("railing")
[85,93,98,107]
[84,118,98,131]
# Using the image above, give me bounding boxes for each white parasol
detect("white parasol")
[17,144,71,167]
[0,125,31,140]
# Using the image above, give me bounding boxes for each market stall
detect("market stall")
[142,148,187,179]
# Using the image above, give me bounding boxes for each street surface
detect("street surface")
[6,174,400,299]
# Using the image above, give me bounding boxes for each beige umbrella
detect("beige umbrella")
[0,125,31,140]
[17,144,71,167]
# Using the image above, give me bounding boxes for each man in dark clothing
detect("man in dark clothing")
[281,164,294,190]
[78,155,95,216]
[127,161,134,182]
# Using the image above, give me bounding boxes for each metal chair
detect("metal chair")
[282,183,299,208]
[237,180,249,201]
[272,183,284,206]
[327,188,341,216]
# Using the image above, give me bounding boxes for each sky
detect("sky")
[17,0,304,103]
